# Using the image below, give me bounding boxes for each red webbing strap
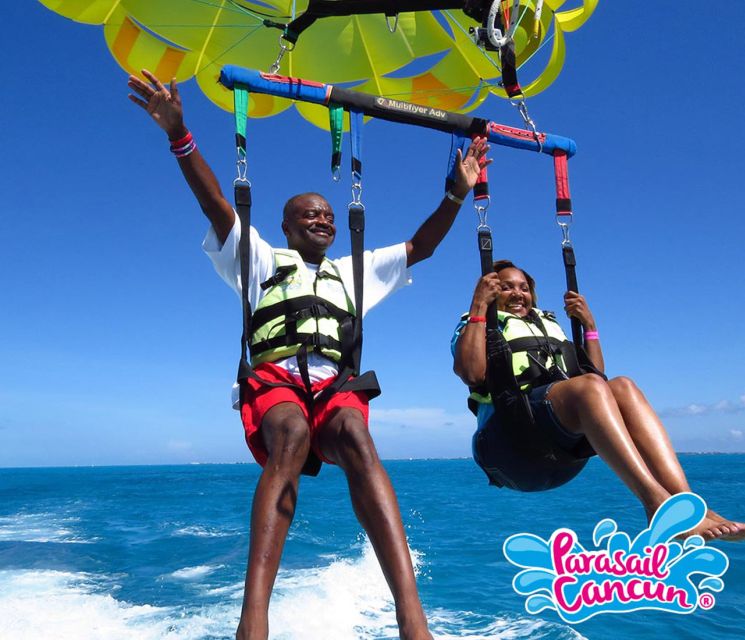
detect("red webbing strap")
[553,150,572,216]
[498,4,522,99]
[474,165,489,201]
[473,134,489,201]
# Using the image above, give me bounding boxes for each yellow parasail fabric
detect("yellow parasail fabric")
[39,0,599,129]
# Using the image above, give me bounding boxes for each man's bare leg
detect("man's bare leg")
[317,408,432,640]
[607,376,744,538]
[547,375,733,539]
[236,403,311,640]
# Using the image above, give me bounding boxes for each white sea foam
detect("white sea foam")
[0,544,583,639]
[0,569,236,640]
[427,610,586,640]
[0,512,93,544]
[169,564,224,580]
[264,539,582,640]
[266,540,400,638]
[173,524,235,538]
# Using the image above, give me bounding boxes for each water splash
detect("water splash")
[503,493,730,624]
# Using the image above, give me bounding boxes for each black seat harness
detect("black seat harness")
[463,144,603,491]
[232,90,379,476]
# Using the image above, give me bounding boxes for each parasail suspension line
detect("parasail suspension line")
[533,0,545,38]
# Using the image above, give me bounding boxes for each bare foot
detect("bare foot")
[684,515,745,542]
[705,510,745,540]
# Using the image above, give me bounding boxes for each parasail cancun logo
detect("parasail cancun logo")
[502,493,729,623]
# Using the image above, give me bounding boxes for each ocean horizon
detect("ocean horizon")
[4,450,744,470]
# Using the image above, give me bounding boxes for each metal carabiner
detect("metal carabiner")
[234,147,250,185]
[269,35,295,75]
[350,181,363,206]
[386,13,399,33]
[475,197,490,229]
[512,99,543,153]
[556,215,573,247]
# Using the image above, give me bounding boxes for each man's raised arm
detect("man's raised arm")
[405,136,491,267]
[128,69,235,244]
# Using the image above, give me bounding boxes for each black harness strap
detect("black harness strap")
[562,245,583,349]
[314,108,379,405]
[251,333,344,357]
[468,157,592,491]
[234,185,308,393]
[251,295,353,331]
[235,182,254,386]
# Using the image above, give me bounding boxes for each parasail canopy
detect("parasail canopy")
[39,0,598,129]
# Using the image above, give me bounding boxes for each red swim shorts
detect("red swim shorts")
[240,362,370,467]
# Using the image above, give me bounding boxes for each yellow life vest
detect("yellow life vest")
[467,308,573,411]
[249,249,356,366]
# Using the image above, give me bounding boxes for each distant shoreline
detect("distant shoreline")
[2,452,744,471]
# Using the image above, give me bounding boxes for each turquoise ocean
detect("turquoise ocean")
[1,456,743,639]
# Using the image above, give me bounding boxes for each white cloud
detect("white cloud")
[685,404,707,415]
[166,439,193,452]
[660,394,745,418]
[370,407,473,430]
[730,429,743,441]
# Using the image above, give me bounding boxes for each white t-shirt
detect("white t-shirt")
[203,215,412,408]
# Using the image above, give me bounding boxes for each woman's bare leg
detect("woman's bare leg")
[546,375,735,539]
[608,376,744,536]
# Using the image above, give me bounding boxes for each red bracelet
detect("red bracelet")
[169,131,192,148]
[169,130,197,158]
[468,316,487,323]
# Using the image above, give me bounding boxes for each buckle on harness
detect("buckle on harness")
[260,264,297,290]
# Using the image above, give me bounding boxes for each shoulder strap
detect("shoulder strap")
[313,108,370,405]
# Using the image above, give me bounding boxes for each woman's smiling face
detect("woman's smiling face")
[495,267,533,317]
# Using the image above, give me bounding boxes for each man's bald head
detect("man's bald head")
[283,192,330,221]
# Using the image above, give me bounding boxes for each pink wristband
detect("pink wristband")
[584,330,599,341]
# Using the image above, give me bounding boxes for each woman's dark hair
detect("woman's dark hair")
[493,260,538,306]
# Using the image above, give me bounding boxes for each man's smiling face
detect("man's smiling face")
[282,193,336,264]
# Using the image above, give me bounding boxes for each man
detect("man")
[128,69,490,640]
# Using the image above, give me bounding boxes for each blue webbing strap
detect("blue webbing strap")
[445,132,468,192]
[350,109,363,186]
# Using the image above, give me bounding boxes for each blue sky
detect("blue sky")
[2,2,745,466]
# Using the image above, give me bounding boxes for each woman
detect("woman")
[452,260,743,540]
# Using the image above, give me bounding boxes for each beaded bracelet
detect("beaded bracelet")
[169,131,197,158]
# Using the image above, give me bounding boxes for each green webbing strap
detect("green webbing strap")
[234,86,249,153]
[329,102,344,177]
